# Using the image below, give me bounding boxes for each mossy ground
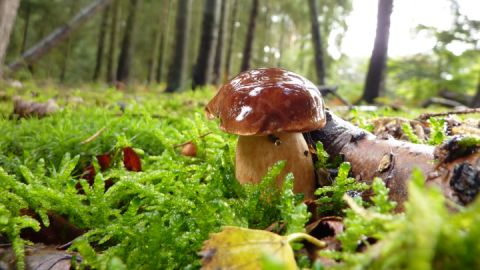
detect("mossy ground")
[0,83,479,269]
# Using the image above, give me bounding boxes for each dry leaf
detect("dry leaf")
[96,153,111,171]
[200,226,324,270]
[123,147,142,171]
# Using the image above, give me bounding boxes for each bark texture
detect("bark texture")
[0,0,21,78]
[116,0,140,83]
[166,0,193,92]
[155,0,172,83]
[308,111,480,211]
[240,0,259,72]
[308,0,325,85]
[93,5,110,81]
[106,0,119,83]
[362,0,394,104]
[192,0,221,89]
[212,0,229,85]
[224,0,238,82]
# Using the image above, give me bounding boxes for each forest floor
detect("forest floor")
[0,82,479,269]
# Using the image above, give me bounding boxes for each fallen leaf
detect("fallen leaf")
[96,153,111,171]
[123,147,142,171]
[200,226,324,270]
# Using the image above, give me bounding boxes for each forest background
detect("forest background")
[0,0,479,106]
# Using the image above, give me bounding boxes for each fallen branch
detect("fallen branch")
[418,108,480,120]
[173,132,213,148]
[309,111,480,211]
[7,0,113,73]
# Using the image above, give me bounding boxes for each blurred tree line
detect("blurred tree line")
[0,0,479,106]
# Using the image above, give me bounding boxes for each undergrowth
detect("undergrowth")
[0,87,309,269]
[0,85,479,269]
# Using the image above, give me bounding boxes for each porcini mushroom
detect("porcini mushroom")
[205,68,326,199]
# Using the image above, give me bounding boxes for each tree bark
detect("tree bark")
[224,0,238,82]
[0,0,21,78]
[20,0,31,54]
[7,0,113,73]
[192,0,221,89]
[240,0,259,72]
[308,0,326,85]
[165,0,193,92]
[257,2,270,66]
[106,0,119,83]
[308,111,480,211]
[362,0,394,104]
[20,0,34,74]
[471,70,480,108]
[116,0,140,83]
[60,2,80,83]
[93,6,111,81]
[212,0,229,85]
[155,0,172,83]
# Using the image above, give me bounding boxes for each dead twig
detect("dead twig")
[114,112,163,118]
[173,132,213,148]
[418,108,480,120]
[80,126,107,145]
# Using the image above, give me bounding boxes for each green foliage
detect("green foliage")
[0,89,311,269]
[324,170,480,270]
[401,122,422,144]
[315,162,368,216]
[427,117,446,145]
[336,178,398,253]
[315,141,330,168]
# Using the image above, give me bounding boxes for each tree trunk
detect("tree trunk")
[7,0,113,73]
[106,0,119,83]
[155,0,172,83]
[60,2,80,83]
[0,0,21,78]
[240,0,259,72]
[20,0,34,74]
[165,0,193,92]
[211,0,229,85]
[192,0,221,89]
[20,0,31,53]
[308,0,326,85]
[146,1,163,84]
[116,0,140,83]
[362,0,394,104]
[223,0,238,82]
[257,2,270,66]
[471,71,480,108]
[93,6,110,81]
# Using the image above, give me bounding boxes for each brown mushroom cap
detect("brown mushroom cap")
[206,68,326,135]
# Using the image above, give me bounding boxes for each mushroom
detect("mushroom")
[205,68,326,199]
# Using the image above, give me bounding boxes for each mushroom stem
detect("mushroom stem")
[235,132,316,199]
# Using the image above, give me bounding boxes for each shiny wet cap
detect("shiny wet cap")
[205,68,326,135]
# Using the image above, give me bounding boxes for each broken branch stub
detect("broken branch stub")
[309,111,480,210]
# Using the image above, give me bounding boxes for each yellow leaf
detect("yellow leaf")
[200,226,325,270]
